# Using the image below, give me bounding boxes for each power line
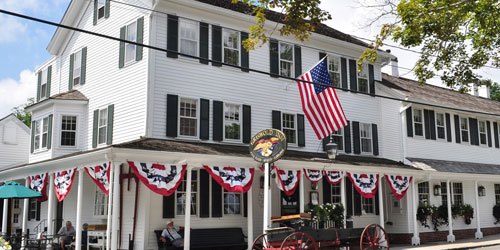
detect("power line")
[1,8,500,118]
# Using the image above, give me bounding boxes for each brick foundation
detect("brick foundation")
[388,227,500,245]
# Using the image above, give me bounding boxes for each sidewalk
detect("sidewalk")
[391,235,500,250]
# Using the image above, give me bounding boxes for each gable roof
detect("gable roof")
[381,73,500,116]
[0,114,30,134]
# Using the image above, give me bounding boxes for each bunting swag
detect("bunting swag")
[385,175,413,200]
[304,169,322,183]
[323,170,344,185]
[28,173,48,202]
[203,166,255,193]
[85,162,111,195]
[128,161,187,196]
[54,169,76,202]
[347,172,379,198]
[275,169,301,196]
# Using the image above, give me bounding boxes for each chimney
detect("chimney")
[468,82,490,98]
[391,57,399,77]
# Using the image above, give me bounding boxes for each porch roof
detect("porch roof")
[408,157,500,175]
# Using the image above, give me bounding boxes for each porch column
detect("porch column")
[340,176,346,228]
[411,180,420,245]
[183,168,193,250]
[247,186,253,250]
[263,163,270,233]
[111,163,121,250]
[378,175,384,228]
[299,171,304,213]
[474,181,483,239]
[446,180,455,242]
[106,163,115,250]
[75,170,84,250]
[1,199,8,235]
[22,179,29,249]
[47,174,55,236]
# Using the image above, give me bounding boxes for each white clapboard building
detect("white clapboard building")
[1,0,500,249]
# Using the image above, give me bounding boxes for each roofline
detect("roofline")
[0,114,30,133]
[25,98,88,112]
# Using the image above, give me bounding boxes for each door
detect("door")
[55,201,63,232]
[281,191,300,216]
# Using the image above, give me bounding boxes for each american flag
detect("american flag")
[297,57,347,140]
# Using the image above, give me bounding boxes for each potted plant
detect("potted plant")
[416,203,432,228]
[461,204,474,225]
[0,237,11,250]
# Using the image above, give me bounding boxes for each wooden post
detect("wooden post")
[1,199,8,235]
[340,176,346,228]
[75,170,84,250]
[106,164,115,250]
[446,180,455,242]
[22,179,29,249]
[247,186,253,250]
[111,163,120,250]
[183,168,193,250]
[299,171,304,213]
[263,163,270,233]
[378,175,384,228]
[474,181,483,239]
[47,174,55,250]
[411,180,420,245]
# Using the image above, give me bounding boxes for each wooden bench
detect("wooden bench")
[155,227,247,250]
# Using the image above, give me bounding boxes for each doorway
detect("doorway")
[281,191,300,216]
[55,201,63,231]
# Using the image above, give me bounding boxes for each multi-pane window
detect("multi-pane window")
[125,21,137,63]
[98,108,108,145]
[441,182,448,206]
[73,50,82,86]
[176,170,197,215]
[418,182,429,204]
[495,184,500,205]
[223,190,241,215]
[179,98,197,137]
[460,117,469,143]
[360,123,372,153]
[357,63,369,93]
[97,0,106,20]
[436,113,446,140]
[328,55,341,88]
[223,29,239,66]
[279,42,293,77]
[41,117,49,148]
[330,183,341,204]
[13,214,19,224]
[61,116,77,147]
[362,197,374,214]
[13,199,19,209]
[29,199,37,219]
[330,128,344,151]
[94,188,108,216]
[479,121,487,145]
[413,109,424,136]
[282,113,296,144]
[452,183,463,206]
[224,103,240,140]
[179,19,198,57]
[40,69,48,100]
[34,120,41,150]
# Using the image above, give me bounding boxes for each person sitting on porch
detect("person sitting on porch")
[57,221,76,250]
[160,221,184,247]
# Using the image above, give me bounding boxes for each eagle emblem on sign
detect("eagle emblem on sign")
[253,137,279,157]
[249,129,287,163]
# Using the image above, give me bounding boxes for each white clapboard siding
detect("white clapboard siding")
[0,115,30,169]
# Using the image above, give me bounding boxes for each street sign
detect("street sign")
[249,129,287,163]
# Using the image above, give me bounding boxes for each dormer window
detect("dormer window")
[460,117,469,143]
[72,50,82,86]
[436,112,446,140]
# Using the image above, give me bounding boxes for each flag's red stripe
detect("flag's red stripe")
[302,73,328,138]
[304,74,329,137]
[332,87,347,126]
[327,89,347,127]
[321,90,341,131]
[297,77,321,138]
[324,89,344,128]
[305,73,336,134]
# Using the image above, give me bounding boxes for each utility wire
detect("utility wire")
[1,8,500,118]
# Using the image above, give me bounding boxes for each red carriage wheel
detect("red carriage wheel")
[360,224,389,250]
[252,233,273,250]
[280,232,318,250]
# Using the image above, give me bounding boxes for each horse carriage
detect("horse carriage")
[251,213,389,250]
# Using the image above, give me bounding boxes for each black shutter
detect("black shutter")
[106,104,114,145]
[469,118,479,146]
[166,15,178,58]
[162,195,175,218]
[200,99,210,140]
[344,121,351,153]
[69,53,74,89]
[199,22,209,64]
[375,189,380,215]
[211,179,222,217]
[243,193,248,217]
[269,39,279,77]
[166,94,178,137]
[199,169,210,218]
[353,189,362,216]
[27,199,32,221]
[494,122,499,148]
[211,25,222,67]
[319,52,326,60]
[118,27,125,68]
[424,110,431,139]
[341,58,348,90]
[454,115,461,143]
[46,66,52,97]
[322,176,331,204]
[105,0,110,18]
[349,59,357,91]
[429,110,436,140]
[30,121,35,153]
[241,32,249,72]
[92,109,98,148]
[36,201,41,221]
[93,0,97,25]
[446,113,452,142]
[136,17,144,61]
[297,114,305,147]
[213,101,223,141]
[487,121,492,147]
[352,121,360,154]
[243,105,251,143]
[322,136,330,152]
[346,178,353,217]
[368,64,375,96]
[272,110,281,130]
[294,45,302,78]
[406,108,413,137]
[81,47,87,85]
[372,124,379,156]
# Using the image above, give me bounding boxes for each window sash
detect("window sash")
[73,50,82,85]
[224,103,241,140]
[176,170,198,216]
[436,113,446,139]
[479,121,487,145]
[97,0,105,19]
[360,123,372,153]
[94,188,108,216]
[361,197,374,214]
[29,200,37,219]
[179,19,198,57]
[413,109,424,136]
[61,115,77,147]
[179,98,198,137]
[125,21,137,63]
[223,190,241,215]
[460,117,469,142]
[495,184,500,205]
[452,183,463,206]
[34,120,41,150]
[98,108,108,145]
[418,182,429,204]
[357,63,369,93]
[279,42,293,77]
[328,55,341,88]
[331,129,344,151]
[330,183,341,204]
[282,113,296,144]
[41,117,48,149]
[40,69,48,99]
[223,29,239,66]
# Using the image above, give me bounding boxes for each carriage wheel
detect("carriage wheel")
[280,232,318,250]
[360,224,389,250]
[252,233,272,250]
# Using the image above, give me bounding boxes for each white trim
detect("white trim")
[177,97,199,139]
[278,41,294,78]
[223,103,242,142]
[58,114,79,149]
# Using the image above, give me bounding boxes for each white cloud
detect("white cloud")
[0,69,36,118]
[0,16,28,43]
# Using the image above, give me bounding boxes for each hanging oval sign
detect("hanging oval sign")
[249,129,287,163]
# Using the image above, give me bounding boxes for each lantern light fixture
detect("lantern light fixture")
[326,142,338,160]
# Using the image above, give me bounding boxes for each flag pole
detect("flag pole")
[262,162,270,234]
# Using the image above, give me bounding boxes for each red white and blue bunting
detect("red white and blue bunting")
[323,170,344,185]
[385,175,412,200]
[303,169,322,183]
[53,169,76,202]
[128,161,187,196]
[347,172,379,198]
[203,166,254,193]
[275,168,301,196]
[28,173,48,202]
[85,162,111,195]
